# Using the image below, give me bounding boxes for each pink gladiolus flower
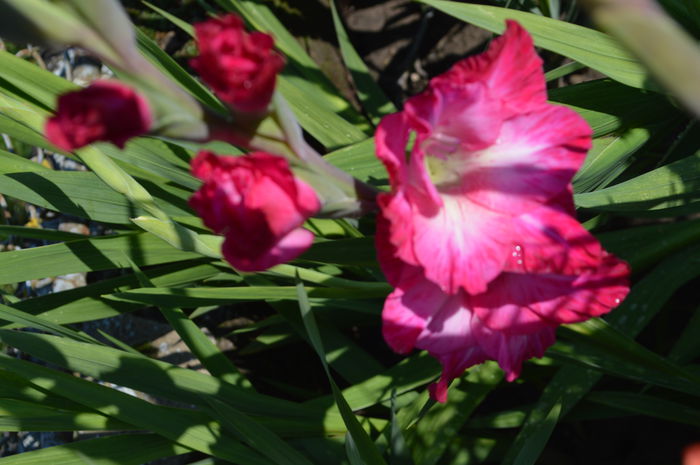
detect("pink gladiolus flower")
[375,20,630,402]
[189,151,320,272]
[45,81,152,151]
[191,14,285,114]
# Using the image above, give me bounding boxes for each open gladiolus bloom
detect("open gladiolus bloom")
[375,20,630,402]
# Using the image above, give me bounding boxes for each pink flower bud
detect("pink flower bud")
[190,14,285,114]
[189,151,320,271]
[45,81,152,151]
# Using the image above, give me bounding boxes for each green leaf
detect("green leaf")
[511,402,562,465]
[0,352,267,463]
[264,299,385,385]
[0,433,188,465]
[142,1,194,37]
[0,146,52,173]
[544,61,585,82]
[669,302,700,364]
[503,243,700,464]
[109,285,390,307]
[575,151,700,213]
[573,126,650,193]
[0,92,70,156]
[131,216,222,258]
[0,225,86,242]
[597,218,700,272]
[0,368,102,412]
[305,352,441,412]
[296,279,388,465]
[388,391,414,465]
[586,391,700,428]
[552,320,700,396]
[415,0,653,91]
[0,398,131,432]
[6,261,221,326]
[276,78,368,150]
[584,0,700,117]
[0,170,189,224]
[134,28,227,114]
[344,432,366,465]
[549,79,677,138]
[0,330,339,428]
[0,302,99,344]
[120,257,248,387]
[467,408,528,429]
[204,397,315,465]
[329,0,395,123]
[292,438,349,465]
[0,49,76,111]
[77,146,168,220]
[101,138,199,190]
[0,233,203,286]
[265,264,386,291]
[407,364,503,465]
[0,111,54,152]
[325,139,387,185]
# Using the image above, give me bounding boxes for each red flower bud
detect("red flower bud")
[190,14,285,114]
[189,151,319,271]
[45,81,152,151]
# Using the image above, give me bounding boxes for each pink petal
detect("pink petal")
[506,200,603,274]
[473,256,630,331]
[407,81,504,153]
[223,227,315,272]
[190,151,319,272]
[471,320,557,382]
[45,81,151,151]
[404,193,513,294]
[429,347,488,403]
[433,20,546,119]
[461,104,591,214]
[375,112,411,190]
[191,13,284,113]
[382,286,429,354]
[381,273,557,401]
[375,206,419,286]
[380,274,487,402]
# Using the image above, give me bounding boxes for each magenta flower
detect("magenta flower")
[375,21,630,402]
[190,14,285,114]
[45,80,152,151]
[189,151,320,272]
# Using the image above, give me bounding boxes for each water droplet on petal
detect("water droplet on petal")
[511,244,525,268]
